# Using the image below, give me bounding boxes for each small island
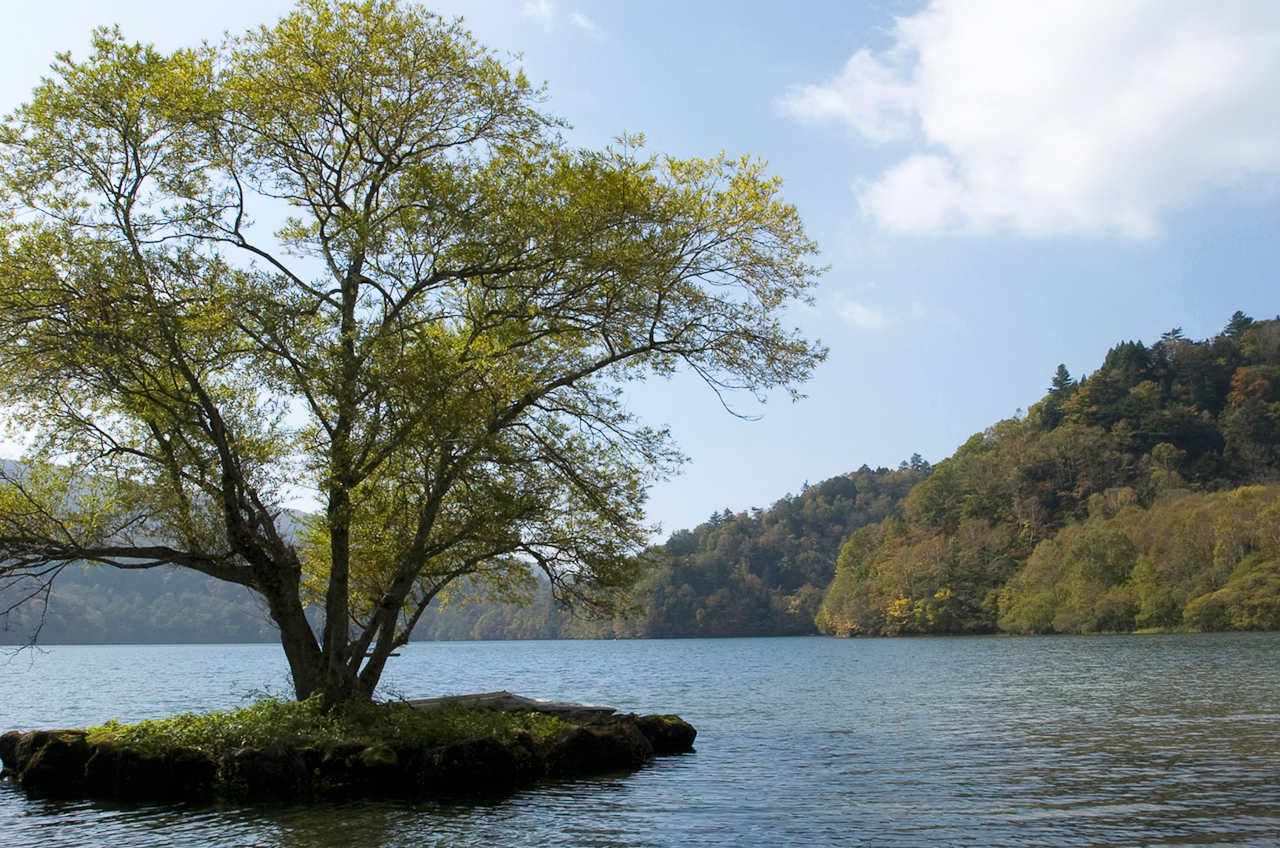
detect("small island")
[0,693,696,803]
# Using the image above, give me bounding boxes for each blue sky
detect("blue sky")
[4,0,1279,536]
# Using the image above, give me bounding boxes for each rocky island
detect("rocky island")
[0,692,696,803]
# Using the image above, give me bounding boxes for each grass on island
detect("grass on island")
[84,697,568,758]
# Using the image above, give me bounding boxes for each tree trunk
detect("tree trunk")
[257,565,326,702]
[322,483,353,704]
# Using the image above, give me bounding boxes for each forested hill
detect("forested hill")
[819,311,1280,636]
[624,462,930,637]
[409,461,931,640]
[415,312,1280,640]
[2,463,929,644]
[0,565,278,644]
[9,312,1280,643]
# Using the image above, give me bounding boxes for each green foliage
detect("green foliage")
[817,515,1015,636]
[85,697,564,756]
[997,486,1280,634]
[0,0,822,702]
[820,314,1280,638]
[996,521,1140,634]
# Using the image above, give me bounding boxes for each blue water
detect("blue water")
[3,634,1280,846]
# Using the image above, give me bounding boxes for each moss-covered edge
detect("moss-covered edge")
[0,699,697,803]
[86,697,565,759]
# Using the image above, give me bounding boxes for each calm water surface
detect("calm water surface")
[2,633,1279,847]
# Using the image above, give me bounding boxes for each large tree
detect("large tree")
[0,0,823,705]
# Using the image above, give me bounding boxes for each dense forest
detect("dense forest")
[819,312,1280,636]
[409,461,929,640]
[6,312,1280,643]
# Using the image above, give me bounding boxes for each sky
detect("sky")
[3,0,1279,537]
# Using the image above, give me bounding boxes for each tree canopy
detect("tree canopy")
[0,0,824,704]
[818,313,1280,638]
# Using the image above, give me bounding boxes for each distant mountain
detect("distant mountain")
[0,564,277,645]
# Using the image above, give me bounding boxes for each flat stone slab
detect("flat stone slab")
[402,690,617,719]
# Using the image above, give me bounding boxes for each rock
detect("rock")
[16,730,91,797]
[220,746,310,802]
[163,747,219,800]
[634,714,697,754]
[84,742,216,801]
[307,741,363,798]
[545,719,653,777]
[0,731,23,776]
[421,733,537,796]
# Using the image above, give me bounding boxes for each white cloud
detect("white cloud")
[782,0,1280,238]
[840,300,887,330]
[520,3,600,37]
[784,48,915,143]
[522,0,555,27]
[569,12,598,34]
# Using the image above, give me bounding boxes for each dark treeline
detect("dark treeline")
[9,313,1280,643]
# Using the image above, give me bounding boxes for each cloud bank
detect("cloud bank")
[783,0,1280,237]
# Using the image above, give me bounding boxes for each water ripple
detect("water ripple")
[4,634,1280,846]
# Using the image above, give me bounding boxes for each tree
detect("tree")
[1226,311,1254,338]
[0,0,824,705]
[1050,364,1075,394]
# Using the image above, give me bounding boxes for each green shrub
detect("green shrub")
[85,698,566,757]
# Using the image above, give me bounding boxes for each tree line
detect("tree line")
[408,461,929,640]
[819,312,1280,636]
[10,313,1280,643]
[2,462,926,643]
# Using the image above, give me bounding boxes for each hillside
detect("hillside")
[0,565,278,645]
[408,462,929,640]
[819,312,1280,636]
[8,312,1280,643]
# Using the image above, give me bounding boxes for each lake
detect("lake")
[3,633,1280,847]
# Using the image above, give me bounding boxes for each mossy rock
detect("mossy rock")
[0,730,22,775]
[84,741,216,801]
[634,714,697,754]
[220,746,312,802]
[544,720,653,777]
[421,733,538,796]
[8,731,92,797]
[1,704,697,803]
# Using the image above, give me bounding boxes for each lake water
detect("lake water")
[3,633,1280,847]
